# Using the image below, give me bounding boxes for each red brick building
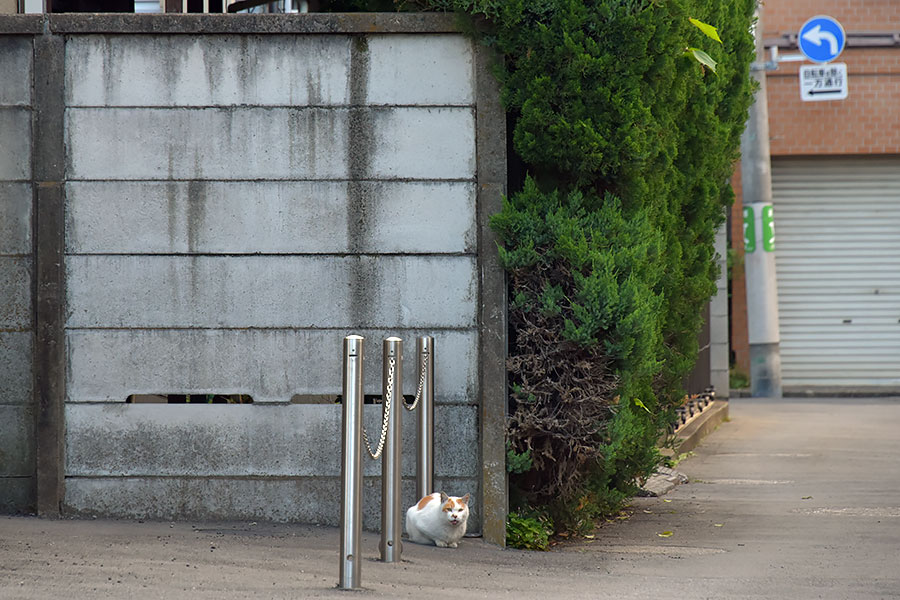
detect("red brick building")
[731,0,900,392]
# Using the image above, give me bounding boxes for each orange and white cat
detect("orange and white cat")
[405,492,470,548]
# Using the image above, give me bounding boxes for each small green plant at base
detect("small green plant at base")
[506,511,553,551]
[665,451,695,468]
[730,368,750,389]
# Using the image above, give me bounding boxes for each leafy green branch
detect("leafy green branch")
[685,17,722,74]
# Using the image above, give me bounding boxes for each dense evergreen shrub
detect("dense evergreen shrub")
[460,0,756,530]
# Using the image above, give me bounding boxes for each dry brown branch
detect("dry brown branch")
[506,262,621,505]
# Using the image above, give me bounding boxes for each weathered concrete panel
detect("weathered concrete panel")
[371,107,475,179]
[0,38,32,106]
[66,329,477,404]
[348,181,476,254]
[0,331,33,406]
[366,34,473,106]
[432,404,478,477]
[64,476,346,524]
[64,475,479,531]
[65,404,475,478]
[66,180,476,254]
[65,35,351,108]
[0,405,34,477]
[66,107,350,180]
[0,478,33,513]
[66,107,474,181]
[0,108,31,180]
[66,255,476,328]
[66,180,349,254]
[65,404,344,477]
[0,183,31,255]
[0,257,31,329]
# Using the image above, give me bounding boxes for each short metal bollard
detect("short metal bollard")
[415,336,435,500]
[379,337,403,563]
[339,334,437,586]
[339,335,364,590]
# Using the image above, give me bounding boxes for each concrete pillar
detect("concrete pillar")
[474,43,508,546]
[709,222,730,397]
[740,8,782,398]
[33,32,67,514]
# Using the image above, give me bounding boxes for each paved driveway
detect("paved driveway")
[2,397,899,599]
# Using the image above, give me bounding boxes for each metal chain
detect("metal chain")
[403,351,429,411]
[362,356,394,460]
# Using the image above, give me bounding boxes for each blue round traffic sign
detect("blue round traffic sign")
[798,15,846,63]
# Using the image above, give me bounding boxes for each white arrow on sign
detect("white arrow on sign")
[801,24,839,55]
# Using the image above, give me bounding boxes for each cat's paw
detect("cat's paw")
[434,540,449,548]
[449,542,459,548]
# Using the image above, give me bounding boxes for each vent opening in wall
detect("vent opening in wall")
[126,394,254,404]
[333,394,416,405]
[290,394,340,404]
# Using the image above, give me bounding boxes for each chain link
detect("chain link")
[403,351,429,411]
[361,349,429,459]
[362,356,394,460]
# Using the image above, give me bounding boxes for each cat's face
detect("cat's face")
[441,493,470,526]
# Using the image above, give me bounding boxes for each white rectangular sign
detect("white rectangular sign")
[799,62,848,102]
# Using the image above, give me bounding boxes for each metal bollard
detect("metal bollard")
[339,335,364,590]
[416,336,435,500]
[379,337,403,563]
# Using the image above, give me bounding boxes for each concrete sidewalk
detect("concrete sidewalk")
[2,397,899,599]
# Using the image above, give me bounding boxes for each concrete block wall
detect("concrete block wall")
[0,36,35,512]
[62,29,482,530]
[0,14,507,540]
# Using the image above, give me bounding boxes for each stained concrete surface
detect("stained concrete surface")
[2,397,899,599]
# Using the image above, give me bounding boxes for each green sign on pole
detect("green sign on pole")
[743,206,755,253]
[762,205,775,252]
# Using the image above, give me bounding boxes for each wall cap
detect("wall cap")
[0,13,461,35]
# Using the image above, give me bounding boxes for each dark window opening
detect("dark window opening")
[127,394,253,404]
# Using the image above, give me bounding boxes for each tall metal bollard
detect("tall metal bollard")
[339,335,364,590]
[379,337,403,563]
[416,336,435,500]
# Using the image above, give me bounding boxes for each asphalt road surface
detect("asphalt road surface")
[2,397,898,599]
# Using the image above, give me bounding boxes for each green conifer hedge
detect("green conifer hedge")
[456,0,757,530]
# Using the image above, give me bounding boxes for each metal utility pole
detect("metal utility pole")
[740,4,783,398]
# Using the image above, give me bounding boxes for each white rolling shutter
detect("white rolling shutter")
[771,156,900,389]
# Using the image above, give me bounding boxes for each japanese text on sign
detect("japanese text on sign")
[799,63,848,102]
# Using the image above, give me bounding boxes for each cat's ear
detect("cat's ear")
[460,493,470,505]
[440,491,449,503]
